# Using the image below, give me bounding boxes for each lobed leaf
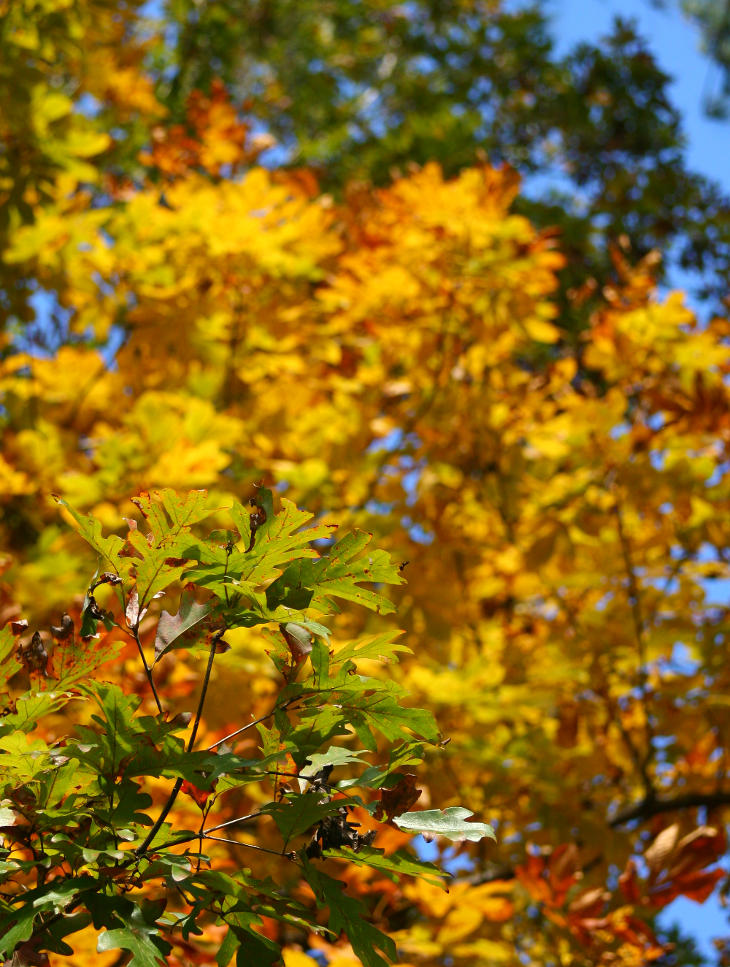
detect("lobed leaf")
[394,806,495,843]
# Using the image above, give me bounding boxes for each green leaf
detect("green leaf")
[0,877,96,959]
[2,690,73,733]
[329,846,446,887]
[53,495,124,566]
[307,531,405,615]
[97,924,167,966]
[303,863,396,967]
[187,495,333,602]
[300,747,369,779]
[237,496,333,582]
[334,631,410,666]
[93,901,170,966]
[340,742,426,791]
[154,489,220,528]
[0,625,21,684]
[264,793,350,843]
[227,911,281,967]
[121,490,219,609]
[298,669,439,751]
[216,926,239,967]
[0,900,36,956]
[393,807,495,843]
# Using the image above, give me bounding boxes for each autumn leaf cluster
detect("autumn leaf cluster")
[2,2,730,965]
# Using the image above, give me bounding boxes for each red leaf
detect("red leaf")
[181,780,213,809]
[619,859,641,903]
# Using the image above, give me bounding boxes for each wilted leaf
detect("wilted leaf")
[154,593,211,660]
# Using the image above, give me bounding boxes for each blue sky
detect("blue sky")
[544,1,730,958]
[548,0,730,186]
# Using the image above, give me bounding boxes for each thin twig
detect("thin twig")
[150,813,262,853]
[130,624,163,715]
[207,696,299,750]
[205,834,296,860]
[136,633,221,855]
[204,812,260,835]
[223,538,233,606]
[186,633,219,753]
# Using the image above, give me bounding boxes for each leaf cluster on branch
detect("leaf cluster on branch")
[0,488,492,966]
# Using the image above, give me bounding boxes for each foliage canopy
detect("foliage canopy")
[2,1,730,965]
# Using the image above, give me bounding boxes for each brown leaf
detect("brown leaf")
[19,631,49,677]
[280,622,313,665]
[645,823,680,872]
[131,492,151,518]
[50,613,74,640]
[568,886,609,917]
[374,773,422,821]
[549,843,580,885]
[154,593,211,659]
[118,542,144,560]
[669,826,726,878]
[650,868,725,909]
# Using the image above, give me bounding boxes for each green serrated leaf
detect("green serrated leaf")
[97,924,167,966]
[329,846,447,887]
[156,489,220,528]
[307,531,405,615]
[0,625,20,675]
[94,901,170,966]
[393,807,495,843]
[0,877,96,959]
[53,495,124,566]
[334,631,410,666]
[303,862,396,967]
[264,793,347,843]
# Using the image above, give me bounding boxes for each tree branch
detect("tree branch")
[610,790,730,826]
[613,496,653,761]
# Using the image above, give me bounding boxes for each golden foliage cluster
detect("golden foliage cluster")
[2,8,730,964]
